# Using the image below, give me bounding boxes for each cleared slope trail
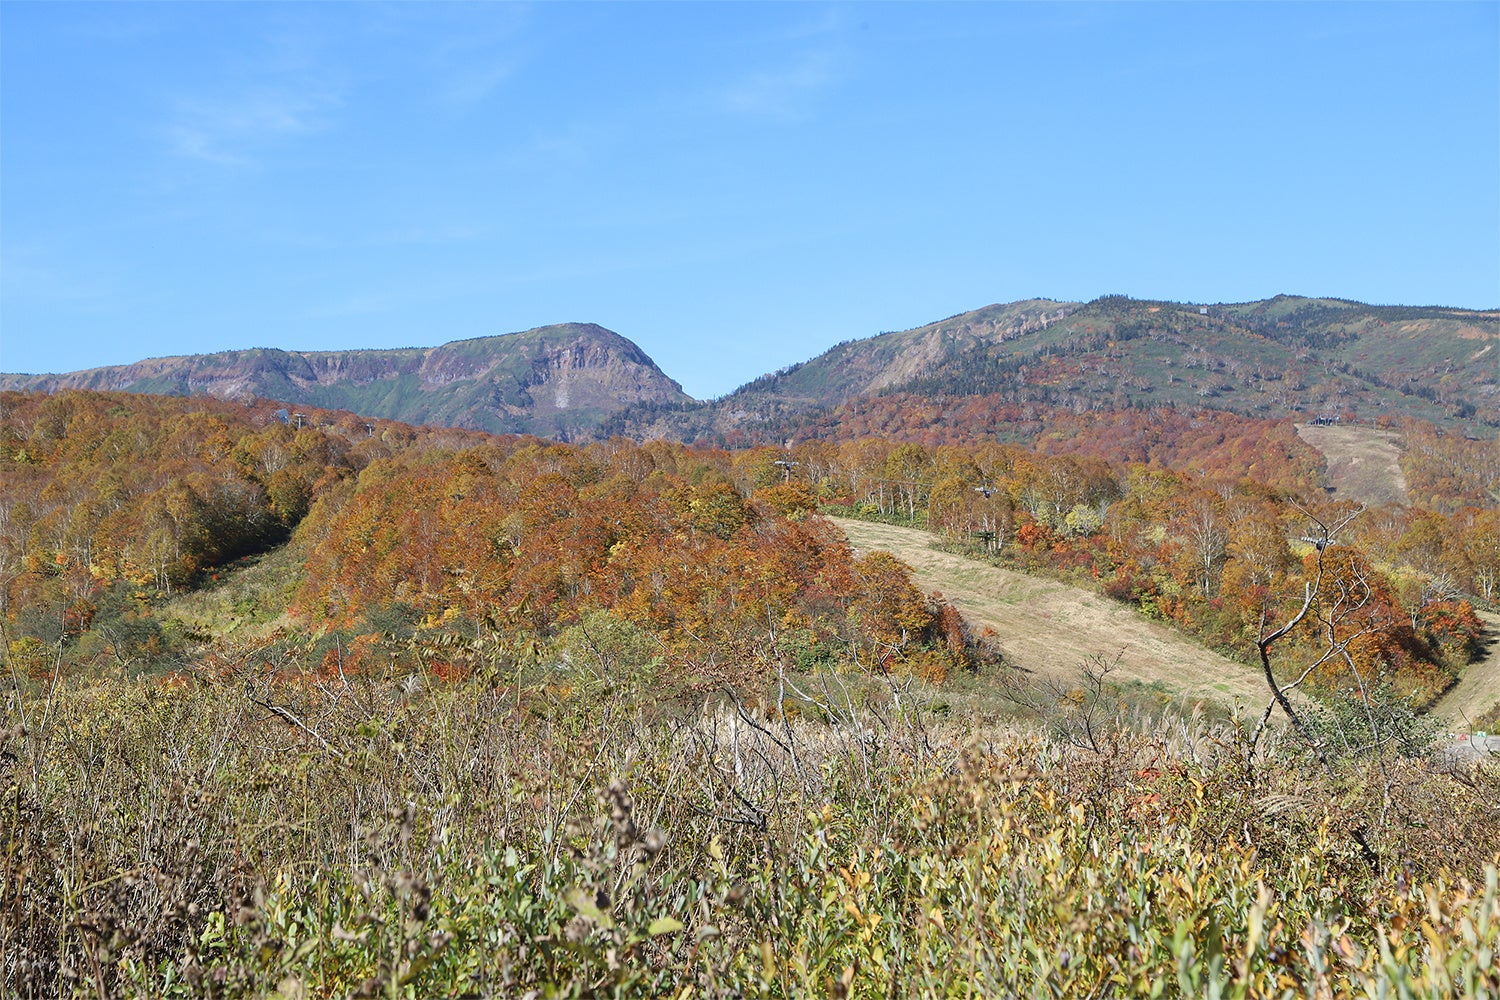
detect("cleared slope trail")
[1294,422,1408,507]
[831,517,1270,709]
[1432,610,1500,729]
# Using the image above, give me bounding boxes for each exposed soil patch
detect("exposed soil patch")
[831,517,1270,710]
[1296,423,1408,507]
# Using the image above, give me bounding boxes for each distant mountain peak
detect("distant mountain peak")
[6,295,1495,444]
[1,323,692,439]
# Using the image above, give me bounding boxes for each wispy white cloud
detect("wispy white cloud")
[720,49,842,119]
[165,87,341,167]
[360,2,529,113]
[437,60,519,111]
[514,116,630,170]
[154,10,349,168]
[715,8,853,121]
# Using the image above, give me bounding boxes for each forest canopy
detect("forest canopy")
[1,389,1490,706]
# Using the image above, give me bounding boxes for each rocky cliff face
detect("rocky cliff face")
[1,323,694,439]
[9,296,1495,445]
[599,296,1499,444]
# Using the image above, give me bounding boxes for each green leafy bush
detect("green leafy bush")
[3,670,1497,998]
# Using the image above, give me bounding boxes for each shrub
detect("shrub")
[3,671,1496,997]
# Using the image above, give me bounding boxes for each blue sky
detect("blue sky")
[3,2,1497,400]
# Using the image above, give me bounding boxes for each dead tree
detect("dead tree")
[1248,501,1385,869]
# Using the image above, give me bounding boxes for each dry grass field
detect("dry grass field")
[831,517,1271,710]
[1295,422,1408,506]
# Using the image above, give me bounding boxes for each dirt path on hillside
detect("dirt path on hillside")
[1296,423,1408,506]
[831,518,1271,710]
[1433,610,1500,728]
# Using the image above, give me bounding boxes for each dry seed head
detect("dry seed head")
[398,801,415,847]
[641,828,667,860]
[563,913,593,943]
[604,780,641,849]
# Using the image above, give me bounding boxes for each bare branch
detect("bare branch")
[246,683,346,761]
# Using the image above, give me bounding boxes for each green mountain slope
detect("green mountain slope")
[891,295,1498,424]
[609,295,1497,443]
[724,299,1076,406]
[0,323,692,440]
[6,295,1494,444]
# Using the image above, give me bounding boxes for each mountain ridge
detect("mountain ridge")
[6,294,1496,441]
[1,322,692,440]
[606,294,1498,443]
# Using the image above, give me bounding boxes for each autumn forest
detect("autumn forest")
[3,386,1498,997]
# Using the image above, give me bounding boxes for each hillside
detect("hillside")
[7,295,1495,447]
[611,295,1498,444]
[893,295,1498,425]
[1,390,999,694]
[703,299,1076,429]
[1432,610,1500,728]
[1295,422,1408,506]
[5,393,1497,997]
[833,518,1269,709]
[0,323,692,440]
[6,385,1496,991]
[6,394,1494,956]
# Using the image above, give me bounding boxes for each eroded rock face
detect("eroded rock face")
[0,323,695,439]
[7,296,1495,444]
